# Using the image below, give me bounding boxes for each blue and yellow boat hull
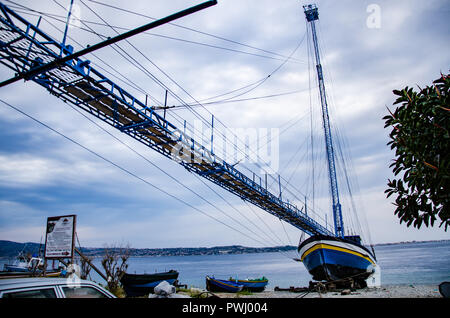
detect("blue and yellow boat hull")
[206,276,244,293]
[298,235,377,284]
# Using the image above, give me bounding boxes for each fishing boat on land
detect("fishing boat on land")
[1,253,62,278]
[230,277,268,292]
[298,235,377,285]
[205,276,244,293]
[2,244,63,278]
[2,255,44,273]
[120,270,179,297]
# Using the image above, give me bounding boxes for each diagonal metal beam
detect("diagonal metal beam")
[0,0,217,88]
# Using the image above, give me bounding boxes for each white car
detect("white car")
[0,278,116,298]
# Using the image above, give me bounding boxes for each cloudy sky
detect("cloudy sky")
[0,0,449,249]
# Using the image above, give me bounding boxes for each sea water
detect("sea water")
[375,240,450,285]
[84,240,450,289]
[1,241,449,289]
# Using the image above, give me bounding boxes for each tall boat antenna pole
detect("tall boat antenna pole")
[303,4,344,238]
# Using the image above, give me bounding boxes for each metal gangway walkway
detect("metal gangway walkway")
[0,2,333,237]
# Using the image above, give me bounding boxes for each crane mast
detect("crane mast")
[304,4,344,238]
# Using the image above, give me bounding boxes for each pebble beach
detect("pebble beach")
[207,284,442,298]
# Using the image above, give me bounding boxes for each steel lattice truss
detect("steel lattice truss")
[0,3,333,237]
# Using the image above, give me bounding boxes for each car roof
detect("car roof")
[0,277,98,290]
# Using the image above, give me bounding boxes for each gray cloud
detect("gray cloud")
[0,0,449,247]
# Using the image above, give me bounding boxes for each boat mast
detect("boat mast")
[303,4,344,238]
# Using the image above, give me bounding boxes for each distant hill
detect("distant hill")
[0,240,297,258]
[0,240,42,258]
[2,239,447,259]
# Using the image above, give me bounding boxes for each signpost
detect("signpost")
[44,215,76,263]
[42,214,109,281]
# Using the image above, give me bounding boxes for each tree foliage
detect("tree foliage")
[383,73,449,231]
[78,255,92,280]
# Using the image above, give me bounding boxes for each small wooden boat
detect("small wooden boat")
[120,270,179,297]
[205,276,244,293]
[230,277,269,292]
[3,255,44,273]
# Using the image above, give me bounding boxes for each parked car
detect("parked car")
[0,277,116,298]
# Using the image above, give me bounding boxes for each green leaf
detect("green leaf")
[384,73,450,233]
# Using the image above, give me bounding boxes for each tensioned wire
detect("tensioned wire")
[315,19,370,241]
[0,97,290,252]
[63,98,299,257]
[8,4,316,115]
[3,0,306,65]
[5,2,162,104]
[8,1,330,241]
[80,1,318,255]
[85,0,307,64]
[4,0,306,253]
[6,0,310,186]
[73,0,306,252]
[78,0,317,209]
[21,0,316,211]
[13,4,314,110]
[303,18,373,242]
[1,96,303,260]
[71,0,330,229]
[29,1,322,222]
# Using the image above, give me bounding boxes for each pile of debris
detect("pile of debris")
[149,281,190,298]
[275,277,366,296]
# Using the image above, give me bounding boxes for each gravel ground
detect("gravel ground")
[207,284,442,298]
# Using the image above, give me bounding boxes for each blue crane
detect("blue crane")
[304,4,344,238]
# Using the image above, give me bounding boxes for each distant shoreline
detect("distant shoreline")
[1,239,449,258]
[373,239,450,247]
